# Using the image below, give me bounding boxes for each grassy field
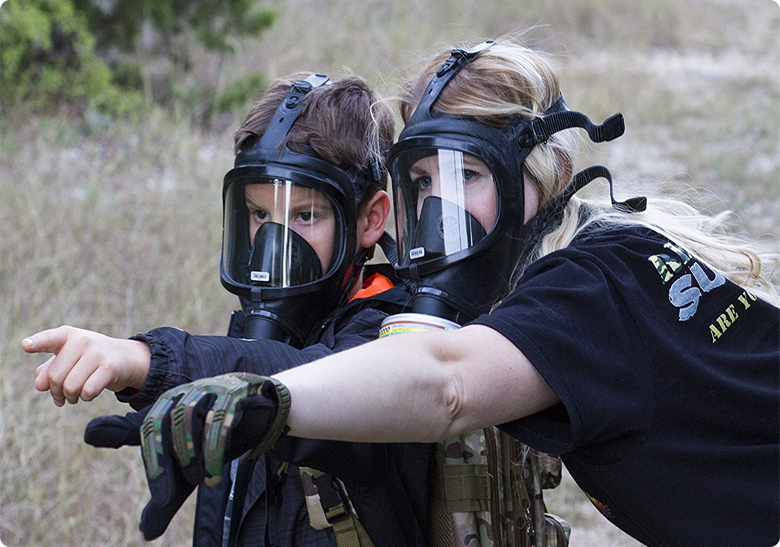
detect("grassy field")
[1,0,778,545]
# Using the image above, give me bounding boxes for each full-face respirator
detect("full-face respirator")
[383,41,645,328]
[220,74,384,346]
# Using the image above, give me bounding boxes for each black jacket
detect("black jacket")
[118,272,430,547]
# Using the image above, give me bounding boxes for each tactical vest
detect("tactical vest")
[299,466,376,547]
[427,429,570,547]
[300,432,569,547]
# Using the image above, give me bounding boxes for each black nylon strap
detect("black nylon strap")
[556,165,645,213]
[515,164,646,265]
[406,41,495,127]
[378,231,398,266]
[257,74,331,151]
[519,110,625,147]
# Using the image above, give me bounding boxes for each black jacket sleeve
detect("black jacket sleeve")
[116,327,330,409]
[116,306,392,410]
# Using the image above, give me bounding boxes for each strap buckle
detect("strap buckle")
[313,473,351,524]
[286,74,330,108]
[517,117,551,147]
[436,40,495,76]
[530,118,551,144]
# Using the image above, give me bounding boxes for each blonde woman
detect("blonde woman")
[33,40,780,547]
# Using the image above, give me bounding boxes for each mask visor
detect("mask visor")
[391,148,499,267]
[222,177,340,290]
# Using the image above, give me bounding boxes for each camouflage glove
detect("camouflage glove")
[84,373,291,540]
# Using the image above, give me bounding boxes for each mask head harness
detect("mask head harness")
[388,41,646,323]
[220,74,385,346]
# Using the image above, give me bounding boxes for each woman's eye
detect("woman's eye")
[251,209,268,221]
[463,169,477,181]
[414,176,432,191]
[297,211,313,222]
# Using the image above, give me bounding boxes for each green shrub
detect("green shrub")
[71,0,276,61]
[0,0,141,115]
[72,0,276,119]
[0,0,274,120]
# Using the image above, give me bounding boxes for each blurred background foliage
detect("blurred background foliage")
[0,0,275,121]
[0,0,134,114]
[1,0,778,546]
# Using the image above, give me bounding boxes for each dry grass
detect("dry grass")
[0,113,234,546]
[1,0,778,545]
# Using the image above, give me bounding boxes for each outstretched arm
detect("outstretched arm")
[23,325,325,408]
[23,308,388,408]
[275,324,559,443]
[79,323,558,539]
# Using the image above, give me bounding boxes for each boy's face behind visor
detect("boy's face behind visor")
[222,176,344,291]
[244,181,336,275]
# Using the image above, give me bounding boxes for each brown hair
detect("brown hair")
[235,72,394,205]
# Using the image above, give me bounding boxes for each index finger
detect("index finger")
[22,326,70,354]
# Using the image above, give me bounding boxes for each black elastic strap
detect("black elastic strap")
[378,231,398,266]
[406,40,495,126]
[517,165,646,263]
[435,40,495,77]
[257,74,331,151]
[559,165,646,213]
[519,109,625,147]
[224,456,255,547]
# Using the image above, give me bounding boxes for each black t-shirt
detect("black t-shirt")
[472,225,780,547]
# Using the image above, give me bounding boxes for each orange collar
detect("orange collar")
[349,273,395,302]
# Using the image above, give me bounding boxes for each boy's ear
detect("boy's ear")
[358,191,391,249]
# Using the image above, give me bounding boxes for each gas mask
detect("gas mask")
[220,74,382,346]
[388,41,645,324]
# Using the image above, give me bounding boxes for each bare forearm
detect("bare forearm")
[275,330,455,442]
[274,325,559,443]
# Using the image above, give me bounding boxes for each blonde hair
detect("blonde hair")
[537,195,780,305]
[399,40,779,305]
[399,42,577,205]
